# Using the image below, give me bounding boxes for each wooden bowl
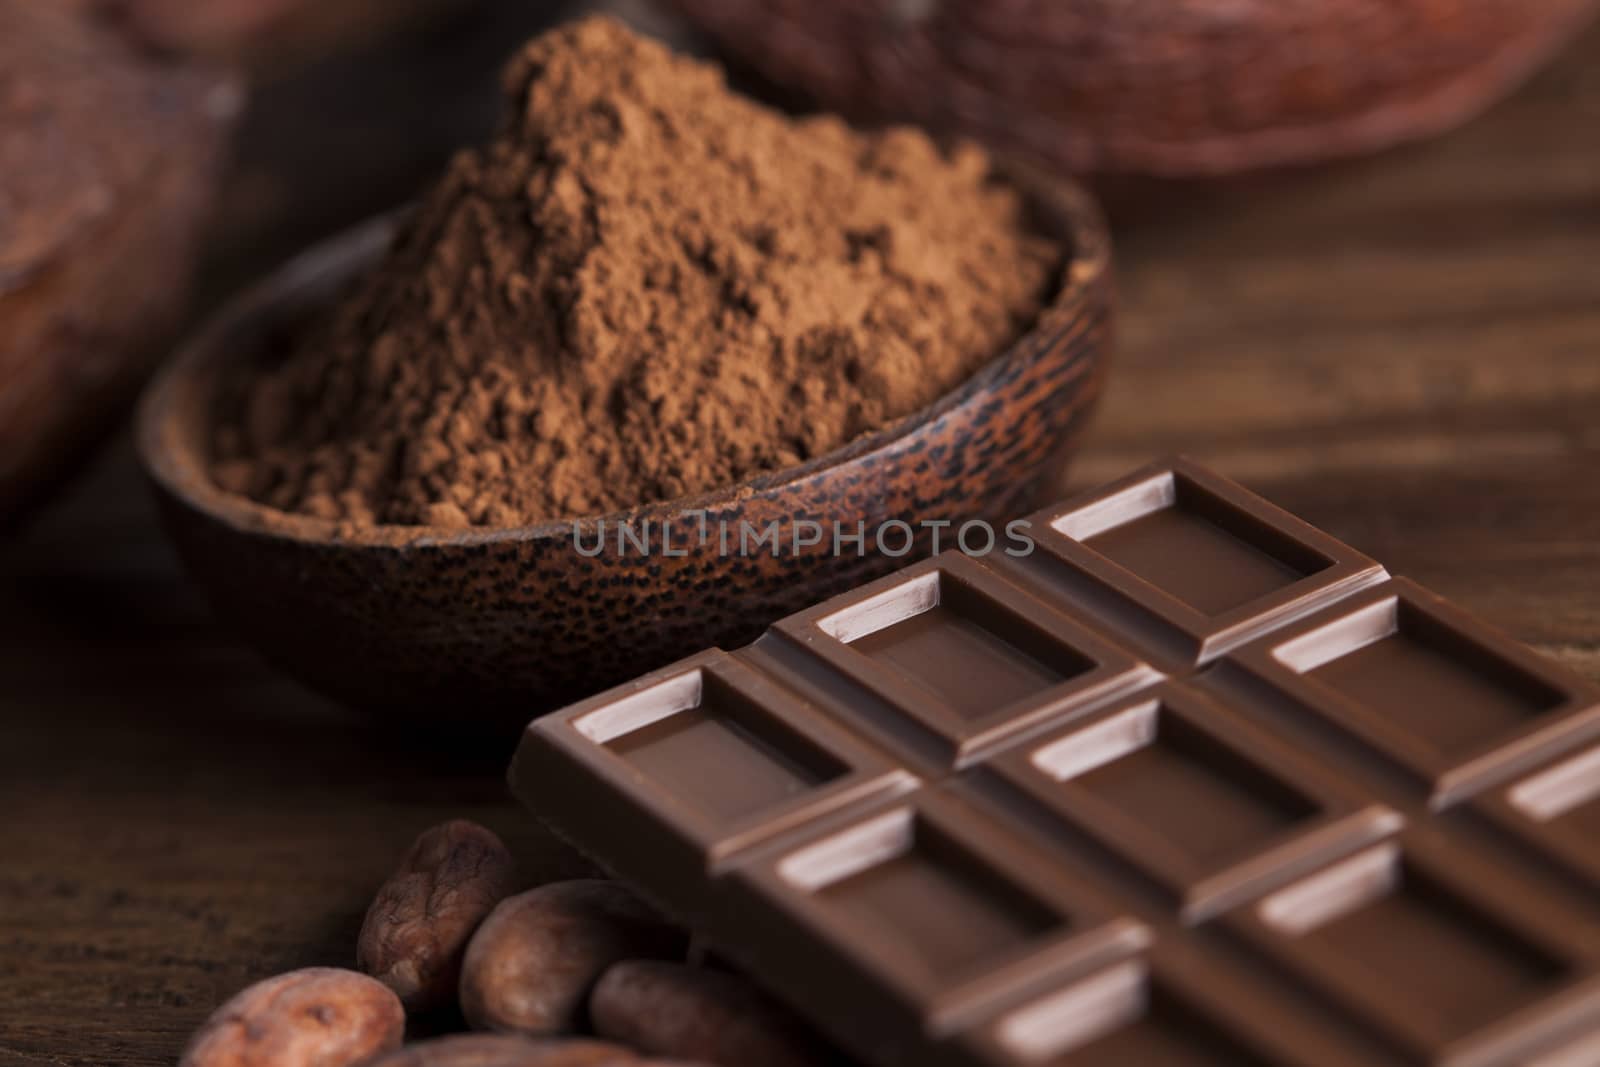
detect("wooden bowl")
[137,175,1110,729]
[0,2,239,529]
[669,0,1600,175]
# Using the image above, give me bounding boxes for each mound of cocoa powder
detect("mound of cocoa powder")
[210,16,1063,527]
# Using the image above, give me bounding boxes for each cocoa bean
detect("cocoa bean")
[362,1033,640,1066]
[359,820,517,1011]
[460,880,686,1036]
[179,967,404,1067]
[589,960,835,1067]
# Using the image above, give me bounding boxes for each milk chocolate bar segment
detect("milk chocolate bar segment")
[723,786,1150,1064]
[1238,832,1600,1065]
[508,648,916,922]
[1224,578,1600,809]
[1007,457,1387,669]
[1475,741,1600,894]
[765,551,1162,774]
[974,682,1402,922]
[961,946,1355,1067]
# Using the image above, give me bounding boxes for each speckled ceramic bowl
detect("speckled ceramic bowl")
[137,174,1111,729]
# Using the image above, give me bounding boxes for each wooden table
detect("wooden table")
[4,13,1598,1065]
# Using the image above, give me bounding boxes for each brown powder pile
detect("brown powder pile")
[211,16,1062,527]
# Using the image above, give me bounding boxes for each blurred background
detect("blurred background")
[3,0,1598,1062]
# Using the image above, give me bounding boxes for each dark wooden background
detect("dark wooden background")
[3,5,1599,1063]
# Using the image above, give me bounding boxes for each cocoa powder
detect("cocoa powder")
[211,16,1061,527]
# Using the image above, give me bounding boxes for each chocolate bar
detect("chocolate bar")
[511,458,1600,1067]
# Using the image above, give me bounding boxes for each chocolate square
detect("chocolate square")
[770,552,1160,772]
[962,949,1348,1067]
[725,787,1149,1059]
[511,649,916,921]
[1238,834,1600,1064]
[1476,742,1600,891]
[979,683,1400,921]
[1228,579,1600,807]
[1017,458,1386,667]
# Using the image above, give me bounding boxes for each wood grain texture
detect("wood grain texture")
[2,13,1599,1067]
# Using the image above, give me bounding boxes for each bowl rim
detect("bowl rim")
[137,171,1110,551]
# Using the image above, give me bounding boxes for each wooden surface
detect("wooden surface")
[3,11,1599,1065]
